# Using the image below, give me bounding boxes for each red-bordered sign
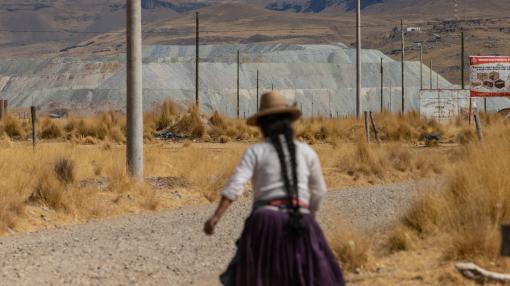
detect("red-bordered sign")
[470,56,510,97]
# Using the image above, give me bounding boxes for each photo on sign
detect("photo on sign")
[470,56,510,97]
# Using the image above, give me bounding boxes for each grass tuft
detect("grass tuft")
[53,158,75,185]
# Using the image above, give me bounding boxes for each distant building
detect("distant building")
[406,27,421,32]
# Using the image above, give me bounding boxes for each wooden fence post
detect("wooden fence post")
[369,111,381,144]
[364,111,370,144]
[474,113,483,143]
[31,106,37,150]
[0,100,4,120]
[501,225,510,257]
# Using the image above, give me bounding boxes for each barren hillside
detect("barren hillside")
[1,0,510,84]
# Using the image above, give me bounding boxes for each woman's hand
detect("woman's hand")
[204,196,233,235]
[204,215,219,235]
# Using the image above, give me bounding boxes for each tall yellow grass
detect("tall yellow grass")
[0,142,242,235]
[0,101,476,145]
[395,116,510,261]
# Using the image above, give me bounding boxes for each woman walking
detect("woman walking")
[204,92,345,286]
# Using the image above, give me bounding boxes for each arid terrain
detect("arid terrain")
[2,1,510,84]
[1,1,510,284]
[1,105,510,284]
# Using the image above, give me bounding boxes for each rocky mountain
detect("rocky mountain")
[264,0,383,13]
[2,0,510,87]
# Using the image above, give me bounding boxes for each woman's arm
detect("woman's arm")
[203,148,256,235]
[204,196,233,235]
[308,151,327,217]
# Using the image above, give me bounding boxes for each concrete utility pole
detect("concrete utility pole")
[437,71,439,90]
[401,19,405,114]
[356,0,362,118]
[126,0,144,178]
[237,50,240,119]
[389,80,392,112]
[380,57,384,112]
[419,43,423,90]
[461,31,465,89]
[429,60,433,89]
[195,12,200,107]
[256,69,259,111]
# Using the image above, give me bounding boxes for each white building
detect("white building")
[406,27,421,32]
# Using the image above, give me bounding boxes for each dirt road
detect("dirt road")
[0,180,436,285]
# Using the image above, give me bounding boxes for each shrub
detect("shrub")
[399,128,510,260]
[327,222,369,271]
[54,158,75,185]
[40,118,64,139]
[1,115,26,138]
[172,105,204,138]
[28,173,67,211]
[154,100,177,130]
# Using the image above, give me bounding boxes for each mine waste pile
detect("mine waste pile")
[0,43,464,115]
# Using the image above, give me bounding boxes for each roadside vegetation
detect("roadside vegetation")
[328,114,510,285]
[0,100,474,145]
[387,115,510,264]
[1,101,508,284]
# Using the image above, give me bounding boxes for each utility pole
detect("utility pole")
[256,69,259,111]
[195,12,200,107]
[311,97,314,118]
[126,0,144,178]
[380,57,384,112]
[237,50,240,119]
[429,60,433,89]
[401,19,405,114]
[31,106,37,150]
[437,71,439,90]
[419,43,423,90]
[356,0,362,118]
[389,80,392,112]
[462,31,472,123]
[461,31,465,90]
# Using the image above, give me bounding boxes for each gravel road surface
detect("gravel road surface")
[0,180,437,285]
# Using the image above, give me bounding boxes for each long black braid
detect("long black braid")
[259,114,307,238]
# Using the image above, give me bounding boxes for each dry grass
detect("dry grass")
[326,219,370,272]
[0,102,476,146]
[394,116,510,262]
[1,106,507,271]
[317,136,447,188]
[0,143,219,235]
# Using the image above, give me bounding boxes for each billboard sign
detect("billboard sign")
[470,56,510,97]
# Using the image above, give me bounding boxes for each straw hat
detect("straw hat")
[247,92,302,126]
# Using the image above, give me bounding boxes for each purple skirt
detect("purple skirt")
[220,207,345,286]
